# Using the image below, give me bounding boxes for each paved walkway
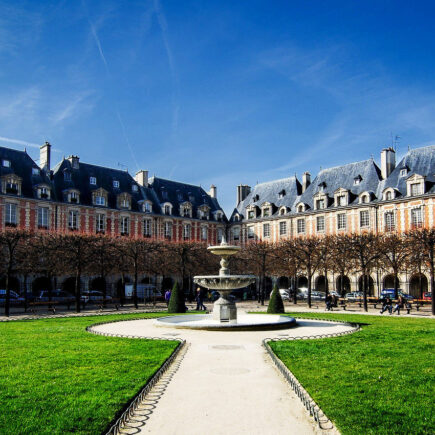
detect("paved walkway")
[92,313,355,435]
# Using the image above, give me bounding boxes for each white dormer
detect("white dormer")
[334,188,349,207]
[406,174,425,197]
[180,201,192,218]
[261,201,273,218]
[198,204,210,220]
[313,191,328,210]
[359,191,371,204]
[246,204,258,219]
[233,213,241,222]
[214,210,224,222]
[296,202,308,213]
[35,184,51,200]
[141,200,153,213]
[279,206,287,216]
[162,202,173,215]
[382,187,399,201]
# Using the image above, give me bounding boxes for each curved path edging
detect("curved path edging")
[263,319,361,432]
[86,321,186,435]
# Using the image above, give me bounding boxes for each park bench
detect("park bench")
[97,298,120,311]
[28,301,59,314]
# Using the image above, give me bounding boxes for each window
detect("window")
[316,199,325,210]
[297,218,305,234]
[360,210,370,228]
[234,215,239,222]
[68,210,78,230]
[216,211,223,222]
[164,221,172,239]
[2,160,10,167]
[411,207,423,228]
[69,191,79,203]
[37,207,49,229]
[233,227,240,240]
[6,181,19,194]
[385,212,395,231]
[280,208,286,216]
[143,202,152,213]
[90,177,97,185]
[411,183,422,196]
[121,198,130,209]
[39,186,49,199]
[278,190,286,199]
[132,185,138,192]
[177,192,183,201]
[63,171,71,181]
[183,207,190,217]
[248,210,255,219]
[385,191,392,201]
[316,216,325,232]
[96,213,105,233]
[217,228,223,243]
[201,226,208,241]
[361,195,368,204]
[32,167,40,176]
[279,221,287,236]
[297,204,304,213]
[247,226,255,239]
[113,180,119,188]
[164,204,171,215]
[5,203,17,226]
[143,219,152,237]
[263,223,270,238]
[400,168,408,177]
[337,213,346,230]
[263,208,270,217]
[337,195,346,206]
[354,178,361,185]
[183,224,191,240]
[95,195,105,206]
[121,216,129,235]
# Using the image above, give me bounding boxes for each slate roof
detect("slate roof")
[52,158,145,210]
[0,146,53,199]
[379,145,435,197]
[232,176,301,220]
[149,176,225,221]
[299,159,382,208]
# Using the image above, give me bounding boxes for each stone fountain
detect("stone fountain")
[193,238,255,323]
[155,237,296,330]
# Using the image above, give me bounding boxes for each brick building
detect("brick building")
[228,145,435,297]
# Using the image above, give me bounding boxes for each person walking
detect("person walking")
[325,293,333,311]
[196,287,206,311]
[164,289,171,306]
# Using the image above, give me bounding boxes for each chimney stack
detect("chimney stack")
[67,155,80,169]
[209,184,217,198]
[40,141,51,171]
[302,172,311,193]
[135,170,149,187]
[381,147,396,180]
[237,184,251,204]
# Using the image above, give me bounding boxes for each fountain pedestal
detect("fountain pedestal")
[212,292,237,323]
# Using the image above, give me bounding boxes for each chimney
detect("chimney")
[40,141,51,171]
[135,170,149,187]
[381,147,396,180]
[67,155,80,169]
[237,184,251,204]
[209,184,217,198]
[302,172,311,193]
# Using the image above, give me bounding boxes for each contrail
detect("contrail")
[83,0,140,172]
[0,136,40,148]
[154,0,180,133]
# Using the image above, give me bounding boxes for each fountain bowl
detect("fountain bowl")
[207,244,240,257]
[154,313,297,331]
[194,275,256,290]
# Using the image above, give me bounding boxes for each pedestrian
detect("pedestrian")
[196,287,206,311]
[164,289,171,306]
[380,296,393,314]
[325,293,333,311]
[393,295,404,315]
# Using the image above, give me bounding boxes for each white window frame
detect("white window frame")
[95,195,105,206]
[316,215,325,232]
[385,211,395,231]
[164,221,172,238]
[263,223,270,238]
[232,226,240,240]
[121,216,130,235]
[113,180,120,188]
[360,210,370,228]
[90,177,97,185]
[337,213,346,230]
[201,226,208,241]
[37,207,49,229]
[247,226,255,239]
[2,159,10,167]
[279,221,287,236]
[411,207,423,228]
[183,224,191,240]
[297,218,305,234]
[143,219,152,237]
[5,203,17,225]
[68,210,78,230]
[96,213,105,233]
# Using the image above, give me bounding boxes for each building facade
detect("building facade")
[228,146,435,297]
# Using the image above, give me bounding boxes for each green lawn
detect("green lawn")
[0,313,178,434]
[270,313,435,435]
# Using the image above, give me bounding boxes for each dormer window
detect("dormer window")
[113,180,120,188]
[32,167,40,176]
[2,160,10,167]
[360,194,368,204]
[386,191,392,201]
[117,192,132,210]
[92,188,108,207]
[215,211,223,222]
[248,210,255,219]
[143,202,152,213]
[263,207,270,217]
[90,177,97,185]
[63,171,71,181]
[318,182,326,192]
[253,194,259,202]
[132,185,138,192]
[279,207,286,216]
[354,175,362,185]
[411,183,422,196]
[400,167,408,177]
[122,198,129,208]
[338,195,346,206]
[163,203,172,215]
[66,190,80,204]
[37,186,50,199]
[234,215,240,222]
[316,199,325,210]
[198,205,210,220]
[2,174,22,195]
[406,174,425,197]
[297,204,305,213]
[278,190,286,199]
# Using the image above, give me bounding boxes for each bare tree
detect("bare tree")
[329,235,354,297]
[408,229,435,315]
[348,233,380,312]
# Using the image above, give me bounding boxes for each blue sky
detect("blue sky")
[1,0,435,214]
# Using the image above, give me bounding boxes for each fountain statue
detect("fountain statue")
[155,236,296,330]
[193,236,255,323]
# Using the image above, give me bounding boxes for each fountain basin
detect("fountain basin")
[154,314,297,331]
[194,275,255,290]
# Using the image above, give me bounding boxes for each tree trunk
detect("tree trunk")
[75,271,81,313]
[324,268,328,295]
[5,271,10,317]
[394,268,399,300]
[363,271,368,312]
[133,260,138,309]
[293,274,297,304]
[307,266,312,308]
[120,272,125,306]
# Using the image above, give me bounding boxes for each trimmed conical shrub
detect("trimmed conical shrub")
[267,284,285,314]
[167,282,186,313]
